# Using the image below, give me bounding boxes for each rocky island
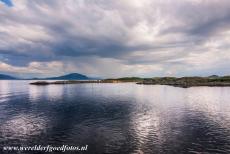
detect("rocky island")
[137,76,230,88]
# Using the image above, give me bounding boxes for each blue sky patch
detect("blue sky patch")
[0,0,13,7]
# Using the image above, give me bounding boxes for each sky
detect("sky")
[0,0,230,78]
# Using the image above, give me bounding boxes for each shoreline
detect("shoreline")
[29,80,125,85]
[136,82,230,88]
[136,77,230,88]
[29,76,230,88]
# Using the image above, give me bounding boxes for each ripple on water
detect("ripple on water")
[0,114,48,141]
[0,82,230,153]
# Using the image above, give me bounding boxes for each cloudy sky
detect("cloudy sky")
[0,0,230,78]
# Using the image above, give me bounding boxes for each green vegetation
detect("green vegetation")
[103,77,144,83]
[30,76,230,88]
[137,76,230,88]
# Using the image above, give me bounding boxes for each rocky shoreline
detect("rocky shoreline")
[136,76,230,88]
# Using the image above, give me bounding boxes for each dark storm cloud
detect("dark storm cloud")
[161,1,230,38]
[0,0,230,77]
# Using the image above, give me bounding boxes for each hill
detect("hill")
[0,74,18,80]
[44,73,89,80]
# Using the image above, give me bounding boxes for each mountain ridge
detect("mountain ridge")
[44,73,89,80]
[0,74,18,80]
[0,73,95,80]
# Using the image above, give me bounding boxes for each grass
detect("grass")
[30,76,230,88]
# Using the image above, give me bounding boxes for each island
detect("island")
[30,80,102,85]
[30,76,230,88]
[136,76,230,88]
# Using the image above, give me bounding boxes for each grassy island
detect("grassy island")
[137,76,230,88]
[30,80,102,85]
[30,76,230,88]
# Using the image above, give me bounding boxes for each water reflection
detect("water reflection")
[0,81,10,103]
[1,114,47,140]
[0,81,230,153]
[29,84,44,102]
[29,84,64,102]
[0,80,10,94]
[46,85,64,101]
[131,111,161,154]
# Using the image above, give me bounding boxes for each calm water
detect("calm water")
[0,81,230,154]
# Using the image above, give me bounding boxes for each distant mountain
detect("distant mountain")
[44,73,90,80]
[0,73,98,80]
[208,75,219,78]
[0,74,18,80]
